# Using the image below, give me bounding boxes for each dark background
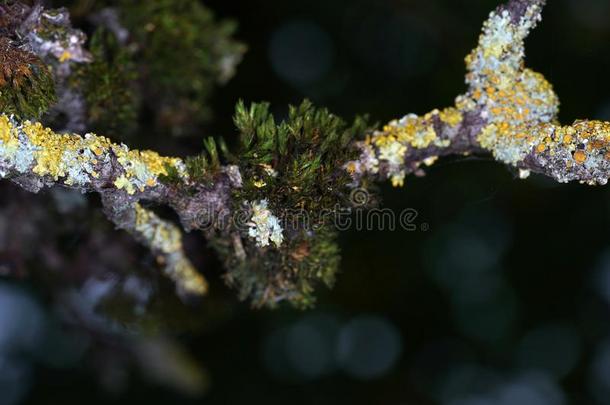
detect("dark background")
[6,0,610,403]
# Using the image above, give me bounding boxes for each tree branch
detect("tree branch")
[347,0,610,187]
[1,0,609,305]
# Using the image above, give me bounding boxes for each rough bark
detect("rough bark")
[2,0,609,301]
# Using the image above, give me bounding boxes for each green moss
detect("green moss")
[184,137,221,181]
[185,155,209,180]
[0,39,56,120]
[158,162,183,185]
[202,137,220,169]
[115,0,246,135]
[232,99,370,211]
[158,137,224,187]
[218,224,341,309]
[73,28,138,138]
[212,100,372,308]
[160,100,371,307]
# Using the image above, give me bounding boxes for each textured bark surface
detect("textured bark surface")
[1,0,609,303]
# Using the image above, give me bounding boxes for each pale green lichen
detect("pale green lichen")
[247,199,283,248]
[348,2,560,185]
[349,108,460,187]
[0,114,188,190]
[0,113,206,296]
[466,4,560,165]
[134,203,208,295]
[525,120,610,184]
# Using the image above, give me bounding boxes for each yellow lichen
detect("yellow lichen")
[391,173,405,187]
[471,67,559,164]
[353,4,558,183]
[376,117,439,150]
[22,121,79,179]
[135,203,180,252]
[0,115,12,145]
[114,175,136,194]
[345,161,358,174]
[171,258,208,295]
[139,150,180,177]
[0,116,188,189]
[0,113,207,295]
[58,50,72,63]
[439,108,463,127]
[134,203,208,295]
[573,150,586,164]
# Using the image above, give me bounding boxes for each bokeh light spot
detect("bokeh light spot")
[269,20,334,87]
[336,315,402,379]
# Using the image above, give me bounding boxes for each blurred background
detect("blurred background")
[2,0,610,403]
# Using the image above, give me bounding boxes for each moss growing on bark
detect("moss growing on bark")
[73,28,138,138]
[115,0,246,136]
[211,100,372,308]
[0,38,56,119]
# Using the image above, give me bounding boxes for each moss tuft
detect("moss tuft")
[0,37,56,119]
[213,100,373,308]
[73,28,138,138]
[115,0,246,135]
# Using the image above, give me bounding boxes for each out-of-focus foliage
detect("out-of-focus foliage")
[72,27,138,138]
[45,0,245,137]
[0,1,247,401]
[0,38,56,119]
[115,0,246,136]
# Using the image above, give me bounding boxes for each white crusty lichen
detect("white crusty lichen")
[467,4,560,166]
[346,108,460,187]
[25,7,92,66]
[0,112,206,295]
[0,113,189,192]
[247,199,284,248]
[345,1,561,186]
